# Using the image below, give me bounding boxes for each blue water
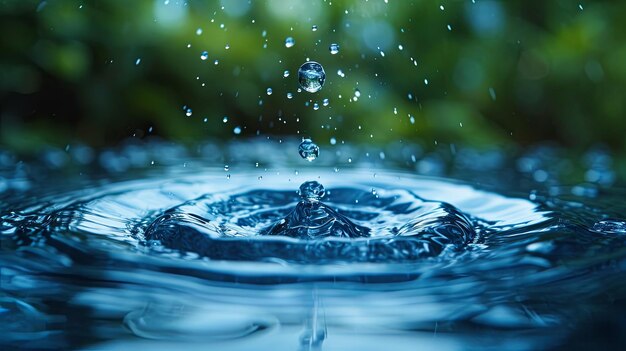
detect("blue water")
[1,141,626,350]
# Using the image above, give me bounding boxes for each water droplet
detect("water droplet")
[225,44,230,50]
[200,51,209,60]
[135,58,141,65]
[285,37,295,48]
[224,164,229,171]
[298,61,326,93]
[329,43,339,55]
[354,88,361,98]
[266,88,273,95]
[283,70,290,77]
[298,139,319,161]
[323,98,329,106]
[214,59,219,65]
[185,108,192,117]
[287,92,293,99]
[337,69,345,78]
[299,181,325,201]
[313,103,319,110]
[311,25,318,31]
[330,137,336,145]
[196,28,203,35]
[223,116,228,123]
[233,126,242,135]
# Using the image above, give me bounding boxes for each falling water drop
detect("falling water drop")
[267,88,273,95]
[323,98,329,106]
[283,70,290,77]
[185,108,192,117]
[285,37,295,48]
[298,61,326,93]
[299,139,320,161]
[233,126,242,135]
[200,51,209,60]
[311,25,318,31]
[329,43,340,55]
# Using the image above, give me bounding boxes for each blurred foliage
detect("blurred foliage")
[0,0,624,156]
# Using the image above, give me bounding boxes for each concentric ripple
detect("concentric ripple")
[143,183,477,263]
[11,166,626,350]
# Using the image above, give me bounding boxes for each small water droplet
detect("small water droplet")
[233,126,242,135]
[267,88,273,95]
[313,102,320,110]
[299,139,319,161]
[135,58,141,65]
[285,37,295,48]
[185,108,192,117]
[196,28,203,35]
[329,43,339,55]
[330,137,336,145]
[287,92,293,99]
[283,70,290,77]
[223,116,228,123]
[311,25,318,31]
[323,98,329,106]
[337,69,345,78]
[200,51,209,60]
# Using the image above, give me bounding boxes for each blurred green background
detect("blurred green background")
[0,0,623,155]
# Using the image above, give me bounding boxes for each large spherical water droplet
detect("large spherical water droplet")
[298,61,326,93]
[299,181,325,201]
[329,43,339,55]
[285,37,295,48]
[298,139,319,161]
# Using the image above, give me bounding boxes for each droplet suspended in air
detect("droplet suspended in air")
[311,25,318,31]
[233,126,242,135]
[200,51,209,60]
[298,61,326,93]
[285,36,295,48]
[322,98,329,106]
[298,138,319,161]
[185,108,192,117]
[329,43,339,55]
[299,181,325,201]
[266,88,273,95]
[287,92,293,99]
[283,70,290,77]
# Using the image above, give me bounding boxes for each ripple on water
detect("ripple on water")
[9,167,621,350]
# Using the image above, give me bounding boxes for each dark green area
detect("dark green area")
[0,0,623,159]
